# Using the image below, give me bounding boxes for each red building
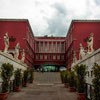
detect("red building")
[0,19,100,70]
[65,20,100,69]
[0,19,34,68]
[34,36,66,69]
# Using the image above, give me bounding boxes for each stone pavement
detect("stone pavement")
[7,83,77,100]
[7,72,77,100]
[34,72,61,84]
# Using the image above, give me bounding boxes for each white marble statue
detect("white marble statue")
[14,43,20,59]
[79,43,85,60]
[87,33,94,53]
[4,32,9,53]
[21,49,25,62]
[73,51,77,63]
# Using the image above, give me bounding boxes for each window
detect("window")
[61,55,64,60]
[87,71,89,77]
[36,55,38,60]
[57,55,60,60]
[91,71,93,77]
[40,55,43,60]
[44,55,47,60]
[53,55,56,60]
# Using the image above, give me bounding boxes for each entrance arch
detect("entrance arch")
[34,63,66,72]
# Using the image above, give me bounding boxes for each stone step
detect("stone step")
[34,72,61,84]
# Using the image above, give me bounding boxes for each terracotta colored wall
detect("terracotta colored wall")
[34,37,66,66]
[0,20,34,68]
[66,21,100,69]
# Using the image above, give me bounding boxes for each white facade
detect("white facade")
[72,48,100,84]
[71,48,100,99]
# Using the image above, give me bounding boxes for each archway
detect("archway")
[34,63,66,72]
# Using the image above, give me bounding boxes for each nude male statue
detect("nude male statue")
[87,33,94,53]
[4,32,9,53]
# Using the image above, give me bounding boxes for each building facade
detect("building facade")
[34,37,66,68]
[0,19,34,68]
[0,19,100,69]
[65,20,100,69]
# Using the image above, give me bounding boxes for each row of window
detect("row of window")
[35,55,65,60]
[35,42,65,53]
[87,70,93,77]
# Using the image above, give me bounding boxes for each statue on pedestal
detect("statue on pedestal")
[79,43,85,60]
[4,32,9,53]
[21,49,25,62]
[87,33,94,53]
[14,43,20,59]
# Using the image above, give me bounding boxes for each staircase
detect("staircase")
[34,72,61,84]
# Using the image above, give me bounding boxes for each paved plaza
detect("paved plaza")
[7,72,77,100]
[7,83,77,100]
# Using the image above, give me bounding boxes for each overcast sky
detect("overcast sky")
[0,0,100,37]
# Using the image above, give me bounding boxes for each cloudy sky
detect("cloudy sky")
[0,0,100,37]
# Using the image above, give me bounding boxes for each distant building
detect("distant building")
[34,36,66,69]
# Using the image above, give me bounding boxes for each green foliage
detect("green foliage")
[74,64,87,93]
[23,70,28,83]
[60,70,69,83]
[92,63,100,100]
[14,69,22,87]
[69,71,76,87]
[1,63,14,93]
[28,69,34,83]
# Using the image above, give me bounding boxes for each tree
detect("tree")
[92,63,100,100]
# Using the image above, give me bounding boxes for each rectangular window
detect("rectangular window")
[44,55,47,60]
[57,55,60,60]
[36,55,38,60]
[40,55,43,60]
[53,55,56,60]
[61,55,64,60]
[91,71,93,77]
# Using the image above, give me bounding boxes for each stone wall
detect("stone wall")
[72,48,100,84]
[71,48,100,99]
[0,51,27,82]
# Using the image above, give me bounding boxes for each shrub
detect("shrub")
[28,69,34,83]
[69,71,76,87]
[74,64,87,93]
[92,63,100,100]
[14,69,22,87]
[1,63,13,93]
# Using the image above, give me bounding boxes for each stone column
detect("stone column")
[43,41,45,53]
[59,42,61,53]
[47,41,50,53]
[55,42,57,53]
[35,42,37,52]
[39,42,40,53]
[51,41,53,53]
[41,42,43,53]
[63,42,65,53]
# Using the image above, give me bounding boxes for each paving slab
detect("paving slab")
[7,83,77,100]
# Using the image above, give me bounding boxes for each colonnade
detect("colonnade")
[35,41,65,53]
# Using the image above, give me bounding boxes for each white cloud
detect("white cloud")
[0,0,100,36]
